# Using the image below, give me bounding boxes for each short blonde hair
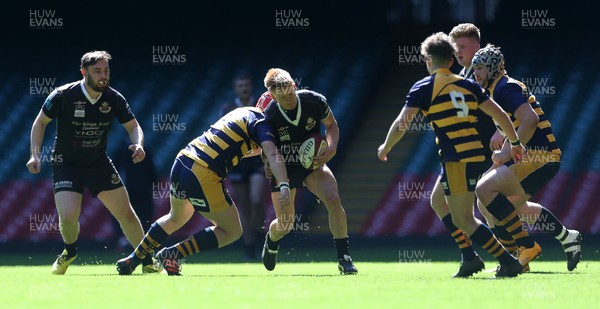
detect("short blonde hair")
[449,23,480,42]
[264,68,295,91]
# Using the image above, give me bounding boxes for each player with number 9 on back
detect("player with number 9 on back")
[377,32,535,278]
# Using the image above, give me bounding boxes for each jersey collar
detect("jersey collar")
[462,64,474,78]
[80,79,103,105]
[276,93,302,126]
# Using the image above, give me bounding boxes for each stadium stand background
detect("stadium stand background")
[1,0,598,251]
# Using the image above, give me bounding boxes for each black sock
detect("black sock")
[65,241,77,258]
[469,224,516,266]
[266,232,281,251]
[142,254,154,266]
[441,214,477,261]
[538,207,564,237]
[334,237,350,260]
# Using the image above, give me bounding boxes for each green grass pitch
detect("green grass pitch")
[1,259,597,308]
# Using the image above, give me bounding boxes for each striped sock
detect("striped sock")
[556,226,569,242]
[492,225,518,253]
[441,214,477,261]
[131,222,169,262]
[469,224,516,265]
[167,227,219,259]
[486,194,534,248]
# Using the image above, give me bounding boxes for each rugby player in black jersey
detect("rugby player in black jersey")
[26,51,160,275]
[115,107,290,275]
[257,68,358,275]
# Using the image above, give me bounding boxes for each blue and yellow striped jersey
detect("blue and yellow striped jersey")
[178,107,276,178]
[405,68,489,163]
[488,76,561,155]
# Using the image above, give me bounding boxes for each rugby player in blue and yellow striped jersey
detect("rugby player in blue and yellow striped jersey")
[473,44,581,271]
[378,32,530,278]
[116,107,291,275]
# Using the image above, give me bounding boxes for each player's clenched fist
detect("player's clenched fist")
[510,143,526,164]
[26,155,41,174]
[129,144,146,163]
[377,144,390,162]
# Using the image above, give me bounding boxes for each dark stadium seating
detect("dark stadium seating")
[361,52,600,236]
[2,39,599,244]
[0,45,380,243]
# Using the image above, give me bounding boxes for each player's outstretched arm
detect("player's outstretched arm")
[261,140,290,207]
[26,109,52,174]
[479,98,525,163]
[378,106,419,162]
[122,118,146,164]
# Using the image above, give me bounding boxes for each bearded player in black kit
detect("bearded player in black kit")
[256,68,357,275]
[26,51,160,275]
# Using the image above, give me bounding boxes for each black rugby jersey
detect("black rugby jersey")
[262,90,330,167]
[42,80,135,167]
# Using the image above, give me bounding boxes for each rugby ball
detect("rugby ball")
[299,133,328,170]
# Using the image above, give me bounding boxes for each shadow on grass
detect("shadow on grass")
[67,273,346,278]
[182,273,343,278]
[525,271,583,275]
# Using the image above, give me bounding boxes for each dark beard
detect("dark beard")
[87,78,108,92]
